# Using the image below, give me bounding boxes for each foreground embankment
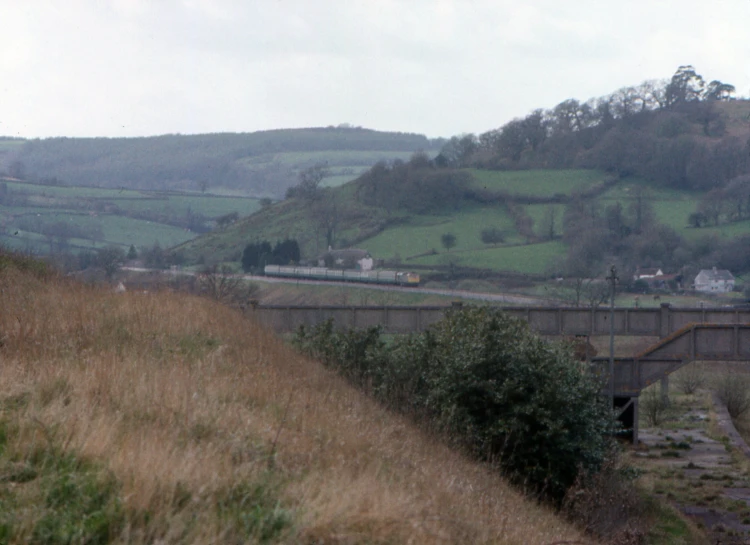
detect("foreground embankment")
[0,255,591,544]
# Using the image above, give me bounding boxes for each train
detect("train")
[263,265,420,287]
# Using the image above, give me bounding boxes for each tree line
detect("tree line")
[241,238,301,272]
[356,152,471,213]
[436,66,748,193]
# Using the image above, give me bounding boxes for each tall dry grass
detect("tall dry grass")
[0,263,595,544]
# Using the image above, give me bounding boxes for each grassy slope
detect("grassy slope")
[468,168,604,196]
[248,149,420,189]
[177,168,609,275]
[176,169,605,270]
[0,256,592,544]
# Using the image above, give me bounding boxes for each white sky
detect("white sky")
[1,0,749,139]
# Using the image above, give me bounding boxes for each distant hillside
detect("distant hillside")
[176,141,750,284]
[174,67,750,282]
[5,127,442,198]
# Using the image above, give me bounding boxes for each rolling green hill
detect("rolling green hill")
[173,158,750,282]
[171,168,611,274]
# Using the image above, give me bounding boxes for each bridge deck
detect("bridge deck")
[592,323,750,396]
[252,303,750,338]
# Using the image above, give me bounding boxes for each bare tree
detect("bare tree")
[312,189,339,250]
[674,363,706,395]
[286,162,329,200]
[716,370,750,419]
[199,265,259,309]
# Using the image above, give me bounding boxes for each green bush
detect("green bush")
[294,307,612,502]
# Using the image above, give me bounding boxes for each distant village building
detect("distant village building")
[318,248,374,271]
[694,267,735,293]
[633,267,682,291]
[633,268,664,280]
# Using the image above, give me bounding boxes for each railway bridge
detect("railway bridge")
[251,303,750,442]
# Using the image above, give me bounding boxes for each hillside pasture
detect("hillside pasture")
[468,168,606,197]
[0,209,194,250]
[595,180,750,241]
[598,182,700,232]
[239,149,421,189]
[361,205,517,262]
[105,193,260,218]
[689,217,750,240]
[0,180,259,254]
[410,240,567,275]
[525,203,566,239]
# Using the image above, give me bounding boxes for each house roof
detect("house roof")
[695,268,734,282]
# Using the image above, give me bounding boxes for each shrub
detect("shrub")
[415,307,611,501]
[674,362,706,395]
[641,387,668,426]
[563,455,646,541]
[480,227,505,245]
[716,372,750,419]
[294,307,613,503]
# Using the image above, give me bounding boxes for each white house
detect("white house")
[694,267,735,293]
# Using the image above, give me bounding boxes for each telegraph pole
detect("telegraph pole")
[606,265,619,411]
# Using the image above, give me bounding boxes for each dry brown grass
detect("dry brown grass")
[0,264,595,544]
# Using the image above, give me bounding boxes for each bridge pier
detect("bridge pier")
[614,396,639,443]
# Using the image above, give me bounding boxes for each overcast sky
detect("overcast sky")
[1,0,749,140]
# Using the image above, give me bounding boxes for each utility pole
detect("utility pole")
[606,265,619,411]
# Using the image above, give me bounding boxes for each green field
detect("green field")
[410,240,567,275]
[0,179,259,254]
[362,206,517,261]
[271,150,417,165]
[240,149,421,189]
[525,203,566,238]
[468,169,606,197]
[173,166,750,280]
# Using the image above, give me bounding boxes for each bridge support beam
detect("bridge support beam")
[660,376,670,407]
[614,396,639,444]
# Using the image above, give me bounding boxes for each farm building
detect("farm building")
[694,267,735,293]
[633,267,664,280]
[633,268,681,291]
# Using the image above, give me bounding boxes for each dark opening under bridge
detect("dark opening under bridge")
[250,303,750,442]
